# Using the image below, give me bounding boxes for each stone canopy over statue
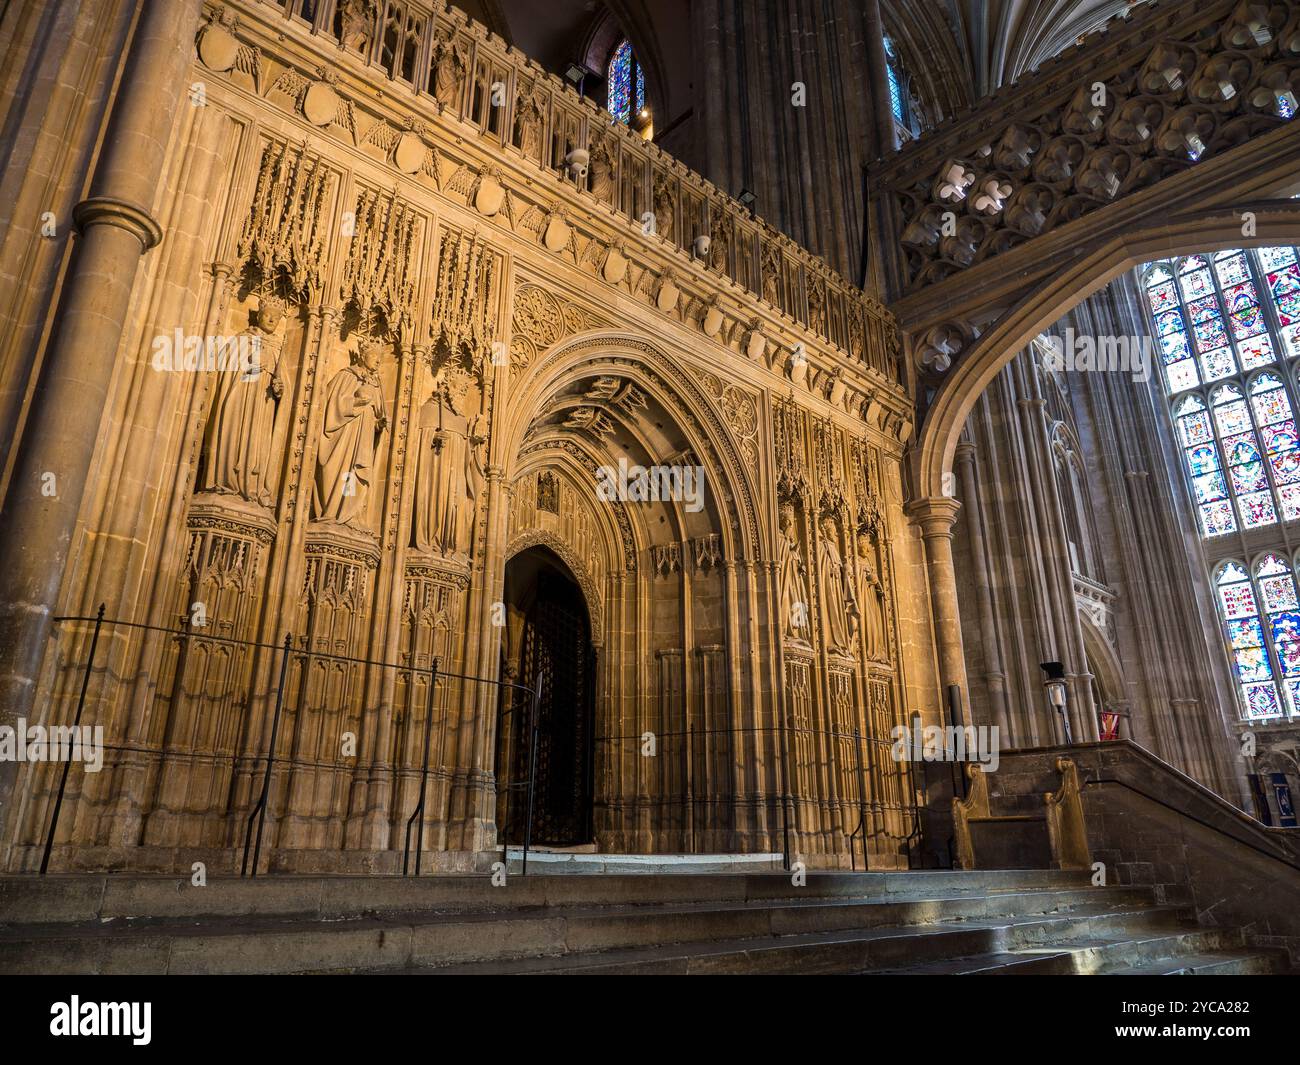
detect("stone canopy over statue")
[312,336,389,530]
[410,367,485,557]
[199,296,288,507]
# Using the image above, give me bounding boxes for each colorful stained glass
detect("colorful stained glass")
[607,40,644,125]
[1228,463,1265,495]
[1200,346,1236,381]
[1155,309,1185,335]
[1178,411,1212,446]
[1230,303,1265,339]
[1180,268,1214,299]
[1267,264,1300,325]
[1270,450,1300,485]
[1186,443,1220,475]
[1240,491,1278,527]
[1262,420,1297,453]
[1147,281,1178,313]
[1250,384,1291,426]
[1214,253,1251,285]
[1166,359,1199,392]
[1187,294,1219,322]
[1223,434,1260,465]
[1279,483,1300,521]
[1282,324,1300,359]
[1243,683,1282,718]
[1212,392,1251,436]
[1180,255,1208,273]
[1234,645,1272,681]
[1227,616,1266,650]
[1263,575,1300,612]
[1200,500,1237,535]
[1159,330,1192,362]
[1145,261,1175,285]
[1258,247,1297,271]
[1193,316,1228,352]
[1238,334,1276,368]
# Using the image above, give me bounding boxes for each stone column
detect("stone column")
[905,496,968,715]
[954,440,1011,733]
[0,0,205,831]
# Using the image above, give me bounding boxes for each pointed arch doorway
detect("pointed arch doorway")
[496,545,596,846]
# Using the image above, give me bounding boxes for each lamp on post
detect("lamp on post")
[1040,661,1072,744]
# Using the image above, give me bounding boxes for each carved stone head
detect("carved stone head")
[256,295,287,334]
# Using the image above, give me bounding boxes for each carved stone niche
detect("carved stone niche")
[182,500,277,635]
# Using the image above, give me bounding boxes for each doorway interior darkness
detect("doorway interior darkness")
[497,546,596,846]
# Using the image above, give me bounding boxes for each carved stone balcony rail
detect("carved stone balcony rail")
[206,0,905,422]
[871,0,1300,298]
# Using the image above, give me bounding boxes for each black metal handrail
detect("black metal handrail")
[39,608,540,878]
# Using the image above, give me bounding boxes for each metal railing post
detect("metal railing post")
[243,633,291,877]
[404,658,438,876]
[521,677,543,876]
[855,726,870,871]
[40,603,105,875]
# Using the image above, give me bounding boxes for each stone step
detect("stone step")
[380,906,1188,976]
[0,886,1151,975]
[1100,950,1289,975]
[867,927,1258,975]
[0,868,1092,926]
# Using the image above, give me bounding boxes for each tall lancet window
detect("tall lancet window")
[607,39,644,125]
[1145,246,1300,720]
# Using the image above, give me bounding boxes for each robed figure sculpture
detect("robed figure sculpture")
[312,337,388,529]
[854,531,888,662]
[200,297,287,507]
[818,515,856,656]
[411,369,484,556]
[777,504,810,643]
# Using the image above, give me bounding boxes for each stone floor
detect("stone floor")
[0,869,1289,975]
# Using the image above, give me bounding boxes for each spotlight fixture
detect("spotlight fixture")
[1039,661,1072,744]
[737,187,757,214]
[563,62,588,94]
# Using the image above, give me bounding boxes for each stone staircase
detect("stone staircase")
[0,870,1289,975]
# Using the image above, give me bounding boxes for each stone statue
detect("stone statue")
[312,337,388,529]
[430,29,466,108]
[200,296,287,507]
[653,175,675,242]
[853,531,887,662]
[410,369,484,556]
[818,515,855,655]
[777,504,810,643]
[338,0,375,53]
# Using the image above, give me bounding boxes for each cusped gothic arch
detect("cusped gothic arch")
[914,202,1300,502]
[504,528,605,645]
[502,329,767,564]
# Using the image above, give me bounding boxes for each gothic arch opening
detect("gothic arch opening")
[497,545,596,846]
[915,206,1300,502]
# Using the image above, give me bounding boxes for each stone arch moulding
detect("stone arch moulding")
[504,529,605,646]
[500,329,767,565]
[913,202,1300,502]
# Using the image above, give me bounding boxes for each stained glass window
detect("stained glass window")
[607,39,645,125]
[1143,246,1300,536]
[1147,247,1300,721]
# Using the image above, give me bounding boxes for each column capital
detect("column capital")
[72,196,163,251]
[904,496,962,538]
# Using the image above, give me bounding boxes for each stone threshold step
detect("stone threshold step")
[0,887,1157,944]
[865,928,1248,975]
[0,891,1160,953]
[1100,949,1290,975]
[372,908,1185,976]
[0,869,1094,926]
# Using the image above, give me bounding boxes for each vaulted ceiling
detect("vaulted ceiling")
[452,1,1148,133]
[881,0,1148,122]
